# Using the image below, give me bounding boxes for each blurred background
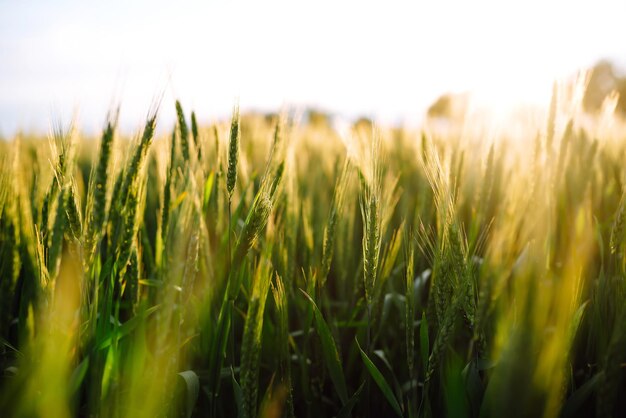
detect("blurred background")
[1,0,626,135]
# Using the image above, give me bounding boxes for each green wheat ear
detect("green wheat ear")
[231,194,272,278]
[41,124,74,243]
[85,113,116,258]
[117,113,157,208]
[321,158,350,283]
[66,179,82,242]
[161,129,177,246]
[362,194,380,304]
[227,103,240,198]
[176,100,190,162]
[191,110,202,160]
[361,132,383,307]
[109,112,157,264]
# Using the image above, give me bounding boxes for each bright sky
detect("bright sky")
[1,0,625,135]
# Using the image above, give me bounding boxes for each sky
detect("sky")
[1,0,625,135]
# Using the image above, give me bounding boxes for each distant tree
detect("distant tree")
[426,92,470,121]
[306,108,331,128]
[353,117,373,132]
[583,60,626,115]
[263,112,279,126]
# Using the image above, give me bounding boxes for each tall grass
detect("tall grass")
[0,91,625,418]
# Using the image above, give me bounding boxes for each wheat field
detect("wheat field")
[1,85,626,418]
